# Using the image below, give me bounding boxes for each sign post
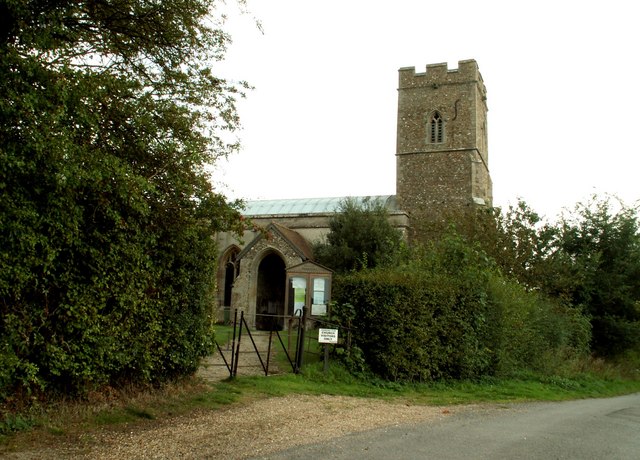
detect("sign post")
[318,328,338,344]
[318,328,338,373]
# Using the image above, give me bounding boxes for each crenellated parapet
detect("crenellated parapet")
[399,59,486,98]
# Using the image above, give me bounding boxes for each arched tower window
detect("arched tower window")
[428,111,444,144]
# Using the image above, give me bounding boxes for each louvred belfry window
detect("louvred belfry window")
[428,112,444,144]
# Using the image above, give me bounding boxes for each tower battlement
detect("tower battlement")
[399,59,485,95]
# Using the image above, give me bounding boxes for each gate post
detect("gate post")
[294,306,307,373]
[229,309,238,378]
[232,310,244,377]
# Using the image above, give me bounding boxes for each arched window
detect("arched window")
[428,111,444,144]
[222,247,239,307]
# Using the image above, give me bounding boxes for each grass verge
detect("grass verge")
[225,361,640,405]
[2,351,639,454]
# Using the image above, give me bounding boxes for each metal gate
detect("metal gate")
[214,309,318,378]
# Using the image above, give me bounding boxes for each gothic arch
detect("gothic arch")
[253,249,287,330]
[217,245,240,322]
[426,110,445,144]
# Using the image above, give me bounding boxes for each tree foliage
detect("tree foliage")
[552,197,640,356]
[313,197,404,273]
[458,201,558,291]
[1,0,246,401]
[460,197,640,358]
[332,235,497,381]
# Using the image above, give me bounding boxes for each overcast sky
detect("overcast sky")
[212,0,639,220]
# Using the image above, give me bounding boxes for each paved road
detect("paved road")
[259,393,640,459]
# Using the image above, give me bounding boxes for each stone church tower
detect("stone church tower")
[396,59,492,241]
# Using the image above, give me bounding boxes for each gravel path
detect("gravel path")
[2,333,462,459]
[5,395,455,459]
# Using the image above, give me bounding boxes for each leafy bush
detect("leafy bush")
[463,197,640,359]
[488,276,591,376]
[332,235,498,381]
[331,232,591,381]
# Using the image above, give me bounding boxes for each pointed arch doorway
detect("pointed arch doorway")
[255,253,286,330]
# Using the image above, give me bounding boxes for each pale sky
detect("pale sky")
[213,0,639,220]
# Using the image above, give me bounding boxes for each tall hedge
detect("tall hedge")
[331,235,591,381]
[333,235,499,381]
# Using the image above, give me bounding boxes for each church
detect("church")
[215,59,493,327]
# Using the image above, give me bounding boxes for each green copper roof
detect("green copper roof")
[243,195,397,216]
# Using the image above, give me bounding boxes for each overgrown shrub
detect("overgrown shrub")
[331,233,591,381]
[488,276,591,376]
[332,235,499,381]
[554,196,640,357]
[0,203,221,400]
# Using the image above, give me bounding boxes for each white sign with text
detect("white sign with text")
[318,328,338,344]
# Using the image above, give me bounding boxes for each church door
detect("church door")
[255,253,286,330]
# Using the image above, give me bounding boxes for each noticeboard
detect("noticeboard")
[285,261,332,318]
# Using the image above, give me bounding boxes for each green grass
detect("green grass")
[216,360,640,407]
[0,414,34,436]
[0,377,249,453]
[212,323,236,347]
